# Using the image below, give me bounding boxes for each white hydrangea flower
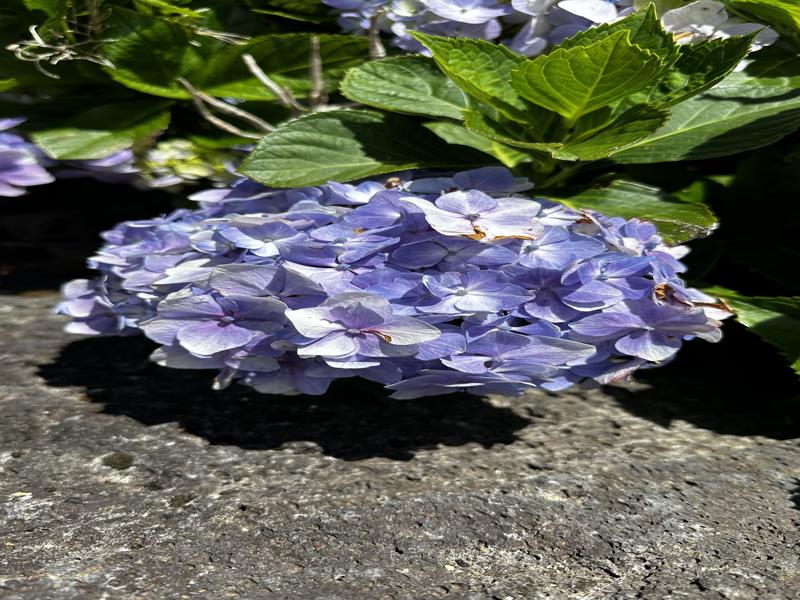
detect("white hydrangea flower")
[661,0,777,51]
[512,0,559,17]
[558,0,621,24]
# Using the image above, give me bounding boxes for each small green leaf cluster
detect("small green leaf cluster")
[341,4,779,163]
[242,4,800,212]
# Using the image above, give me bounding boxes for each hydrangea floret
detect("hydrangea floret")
[57,167,729,398]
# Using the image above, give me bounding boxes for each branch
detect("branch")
[309,35,327,111]
[242,53,305,116]
[177,77,274,134]
[177,78,265,140]
[368,14,386,60]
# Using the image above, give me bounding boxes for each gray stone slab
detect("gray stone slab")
[1,293,799,599]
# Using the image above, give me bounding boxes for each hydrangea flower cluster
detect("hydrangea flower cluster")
[324,0,776,56]
[57,167,728,398]
[0,118,54,196]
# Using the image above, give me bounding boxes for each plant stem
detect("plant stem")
[242,53,306,117]
[177,78,269,140]
[368,14,386,59]
[309,36,327,111]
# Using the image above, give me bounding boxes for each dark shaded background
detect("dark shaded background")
[0,179,175,292]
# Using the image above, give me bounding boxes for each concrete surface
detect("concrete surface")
[1,293,799,599]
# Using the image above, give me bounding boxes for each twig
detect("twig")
[177,77,274,134]
[368,14,386,60]
[184,95,263,140]
[177,78,265,140]
[6,24,116,78]
[309,35,327,111]
[195,29,251,45]
[183,81,274,133]
[242,53,305,116]
[87,0,102,37]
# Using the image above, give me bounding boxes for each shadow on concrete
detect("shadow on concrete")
[38,336,532,461]
[605,321,800,440]
[789,479,800,512]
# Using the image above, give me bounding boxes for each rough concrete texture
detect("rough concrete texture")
[1,293,799,599]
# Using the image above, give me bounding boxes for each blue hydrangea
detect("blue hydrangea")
[56,150,143,186]
[57,166,729,398]
[0,118,54,196]
[323,0,630,54]
[323,0,775,57]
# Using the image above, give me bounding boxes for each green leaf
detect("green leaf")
[726,0,800,33]
[641,34,755,106]
[462,103,668,162]
[341,56,468,119]
[424,121,530,167]
[239,109,489,187]
[29,100,171,160]
[101,8,218,99]
[705,287,800,375]
[410,33,535,122]
[611,83,800,163]
[511,30,665,122]
[705,46,800,98]
[463,109,565,155]
[559,3,677,63]
[250,0,332,23]
[548,179,718,244]
[133,0,205,18]
[188,130,250,150]
[102,9,368,100]
[634,0,684,13]
[22,0,66,17]
[558,104,670,160]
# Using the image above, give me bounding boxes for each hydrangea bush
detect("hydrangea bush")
[3,0,799,385]
[57,167,728,397]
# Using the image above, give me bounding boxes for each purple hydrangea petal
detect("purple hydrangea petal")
[569,310,644,338]
[422,0,512,24]
[209,264,284,296]
[560,280,625,311]
[297,330,358,359]
[177,321,262,355]
[376,316,441,345]
[286,307,347,338]
[615,330,682,362]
